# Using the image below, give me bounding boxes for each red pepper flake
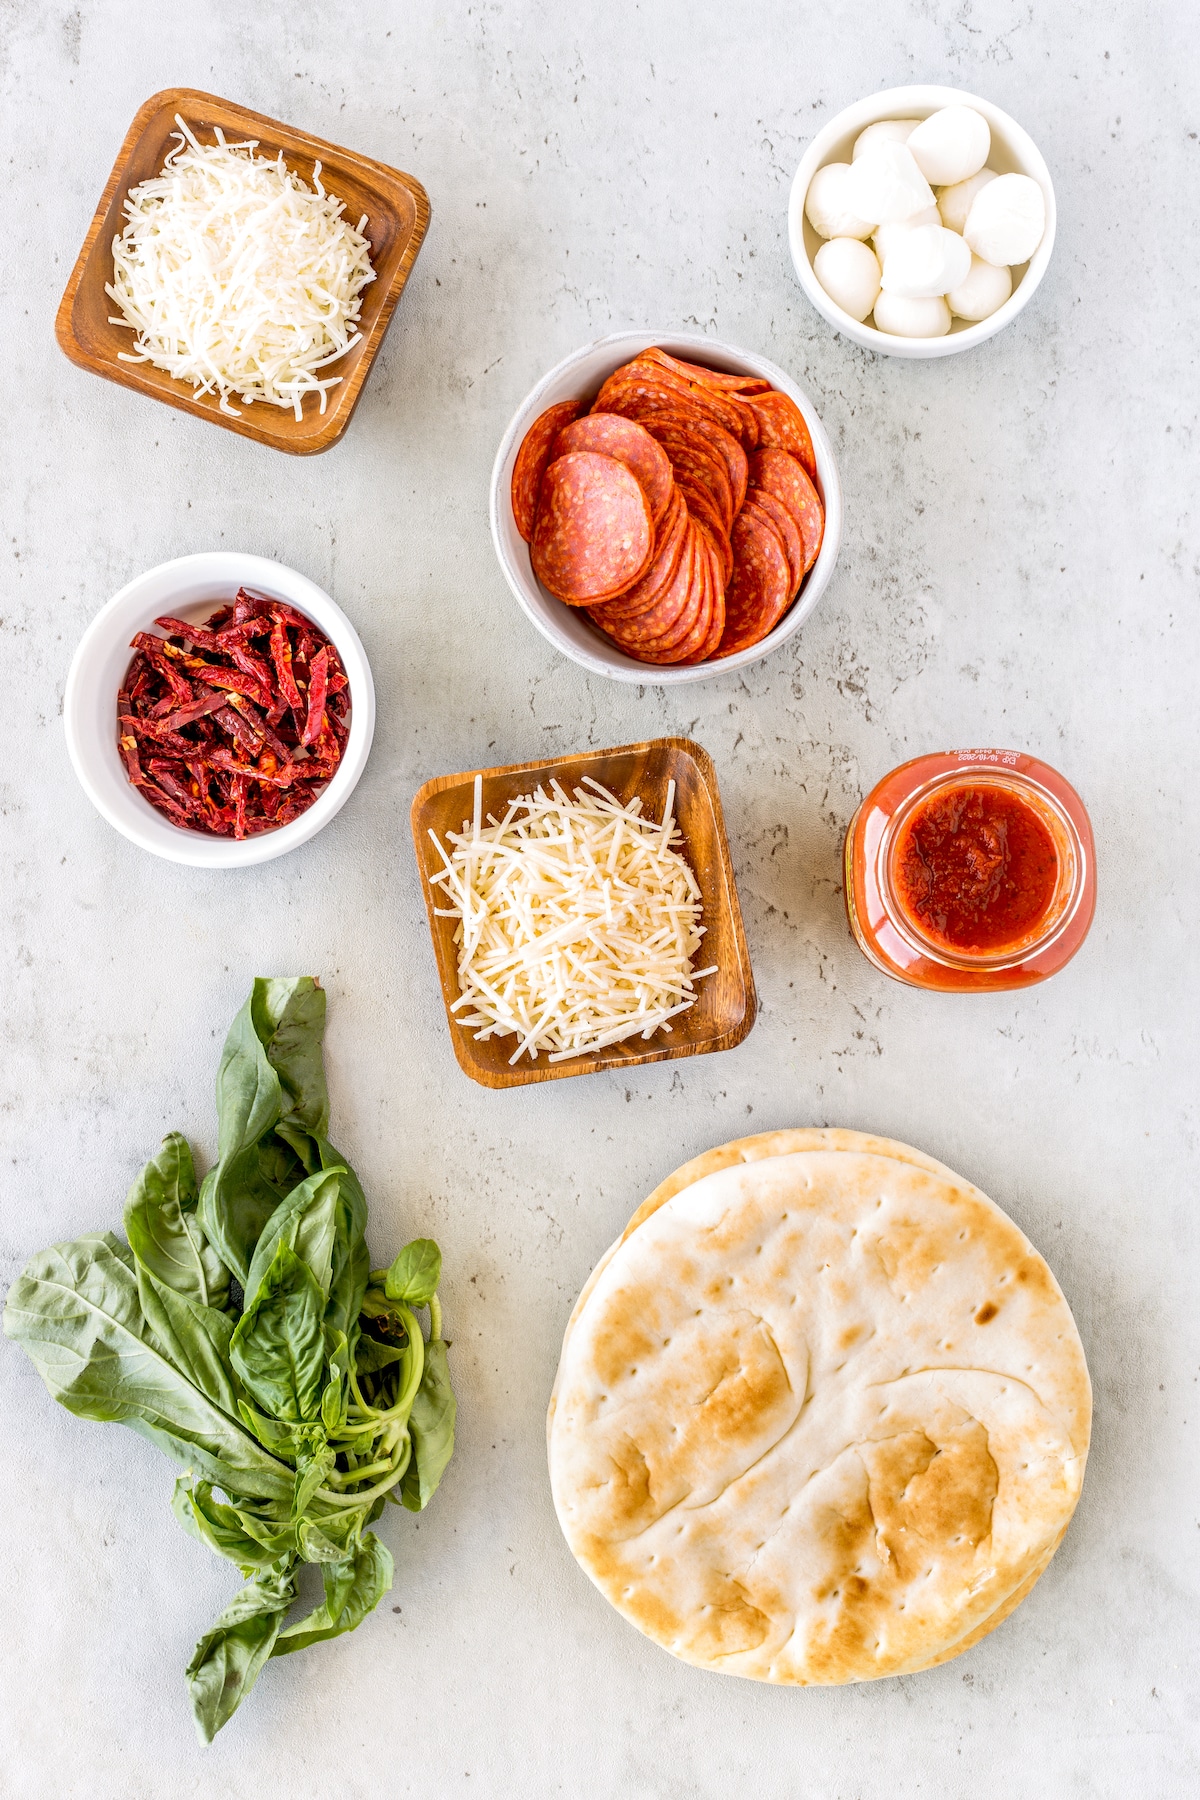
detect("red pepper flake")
[116,589,350,838]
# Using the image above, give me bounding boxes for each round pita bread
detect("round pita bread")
[548,1138,1090,1684]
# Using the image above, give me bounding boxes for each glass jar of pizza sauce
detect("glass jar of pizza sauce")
[843,750,1096,992]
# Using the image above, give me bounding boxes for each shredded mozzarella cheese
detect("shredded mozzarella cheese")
[429,776,717,1064]
[106,116,376,418]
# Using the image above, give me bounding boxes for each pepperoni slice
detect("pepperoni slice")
[605,404,747,521]
[589,488,687,621]
[681,533,727,663]
[642,347,771,396]
[679,413,749,517]
[749,449,825,572]
[626,535,712,664]
[644,425,734,531]
[531,452,653,605]
[511,400,584,541]
[591,522,698,647]
[743,490,803,597]
[594,362,750,446]
[593,528,701,655]
[739,392,817,482]
[641,534,708,654]
[553,414,674,524]
[677,479,732,586]
[716,507,792,657]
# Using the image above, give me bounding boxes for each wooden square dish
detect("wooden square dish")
[55,88,430,455]
[411,738,757,1088]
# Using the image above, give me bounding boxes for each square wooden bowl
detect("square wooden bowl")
[411,737,757,1088]
[55,87,430,455]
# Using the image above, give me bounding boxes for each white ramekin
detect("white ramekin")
[789,85,1056,359]
[489,330,842,686]
[63,551,375,867]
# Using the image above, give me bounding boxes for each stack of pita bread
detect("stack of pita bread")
[548,1130,1090,1683]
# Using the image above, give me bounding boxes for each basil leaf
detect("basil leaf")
[3,1233,293,1501]
[400,1338,457,1512]
[252,977,330,1137]
[172,1477,292,1570]
[296,1516,355,1563]
[256,1134,310,1195]
[291,1438,334,1522]
[385,1239,442,1307]
[124,1133,230,1312]
[321,1153,369,1340]
[186,1559,297,1744]
[354,1335,406,1374]
[137,1273,241,1415]
[271,1534,392,1657]
[321,1329,351,1431]
[198,995,289,1285]
[237,1400,301,1459]
[230,1241,326,1423]
[243,1166,343,1305]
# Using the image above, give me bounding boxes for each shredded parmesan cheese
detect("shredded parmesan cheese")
[106,116,376,419]
[429,777,717,1064]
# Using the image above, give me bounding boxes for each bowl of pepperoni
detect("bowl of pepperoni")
[63,551,375,866]
[490,331,842,685]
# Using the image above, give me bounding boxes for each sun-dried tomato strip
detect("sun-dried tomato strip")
[119,732,144,784]
[232,591,263,625]
[213,705,264,760]
[269,616,304,715]
[231,774,248,840]
[226,694,292,761]
[148,635,273,707]
[142,782,197,829]
[204,748,300,787]
[158,688,230,731]
[302,647,329,747]
[130,635,195,705]
[119,712,200,757]
[145,761,206,817]
[153,617,227,653]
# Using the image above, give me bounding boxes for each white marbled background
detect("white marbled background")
[1,1,1197,1795]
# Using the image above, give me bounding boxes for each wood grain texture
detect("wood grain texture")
[54,88,430,455]
[410,738,757,1088]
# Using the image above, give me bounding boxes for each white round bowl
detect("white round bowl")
[788,85,1056,359]
[489,330,842,685]
[64,551,376,868]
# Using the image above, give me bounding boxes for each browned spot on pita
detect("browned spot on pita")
[687,1582,771,1658]
[975,1301,999,1325]
[870,1210,948,1296]
[591,1314,661,1389]
[863,1420,997,1577]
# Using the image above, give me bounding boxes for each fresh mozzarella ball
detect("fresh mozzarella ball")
[872,292,952,338]
[964,173,1046,265]
[906,106,991,186]
[947,253,1013,321]
[872,206,940,267]
[937,167,997,234]
[814,237,882,321]
[852,119,916,160]
[881,224,972,299]
[846,142,935,225]
[804,162,874,240]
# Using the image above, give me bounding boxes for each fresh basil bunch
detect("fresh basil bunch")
[3,978,455,1742]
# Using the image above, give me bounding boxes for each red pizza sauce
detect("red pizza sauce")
[890,782,1060,954]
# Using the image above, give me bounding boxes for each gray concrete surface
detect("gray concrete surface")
[1,2,1197,1795]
